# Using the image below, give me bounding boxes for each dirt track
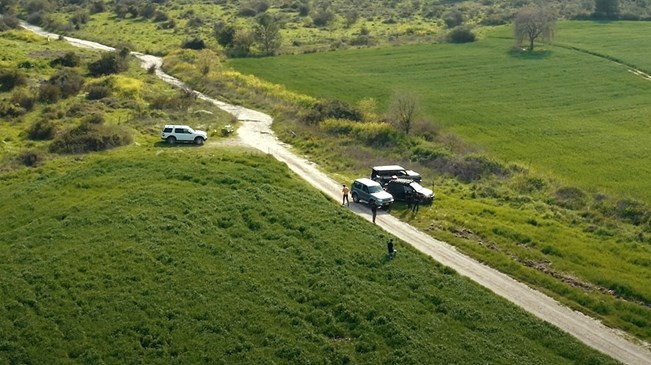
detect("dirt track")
[21,23,651,365]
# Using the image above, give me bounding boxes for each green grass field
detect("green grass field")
[227,21,651,203]
[0,147,620,364]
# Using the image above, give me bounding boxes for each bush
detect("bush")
[181,37,206,50]
[0,69,28,92]
[86,84,113,100]
[38,83,61,103]
[443,10,464,28]
[0,101,26,117]
[312,9,334,27]
[49,124,132,154]
[0,14,20,29]
[15,149,44,167]
[553,186,587,210]
[237,7,257,17]
[47,68,84,98]
[612,199,649,226]
[88,50,130,76]
[27,119,56,140]
[50,51,81,67]
[446,26,476,44]
[300,99,362,124]
[320,119,400,147]
[10,88,37,111]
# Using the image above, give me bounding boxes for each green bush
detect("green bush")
[88,50,130,76]
[27,119,56,140]
[50,51,81,67]
[47,68,84,98]
[300,99,362,124]
[0,101,26,117]
[38,83,62,103]
[446,26,476,44]
[0,69,28,92]
[181,37,206,50]
[553,186,587,210]
[15,149,44,167]
[86,84,113,100]
[49,124,132,154]
[10,88,36,111]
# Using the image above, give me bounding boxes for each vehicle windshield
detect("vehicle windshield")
[410,182,423,191]
[368,185,383,193]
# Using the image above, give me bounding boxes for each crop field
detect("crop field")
[0,148,619,364]
[228,21,651,203]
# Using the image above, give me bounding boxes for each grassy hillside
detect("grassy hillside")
[0,147,620,364]
[227,21,651,203]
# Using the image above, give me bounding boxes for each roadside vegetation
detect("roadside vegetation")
[0,29,234,170]
[0,148,620,364]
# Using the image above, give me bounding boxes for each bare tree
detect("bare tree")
[514,5,556,51]
[389,91,420,135]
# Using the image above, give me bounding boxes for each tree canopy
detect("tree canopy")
[514,5,556,51]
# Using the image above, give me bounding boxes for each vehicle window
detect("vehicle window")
[362,185,368,193]
[368,185,382,193]
[174,128,186,133]
[163,128,172,133]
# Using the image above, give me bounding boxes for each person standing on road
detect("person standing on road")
[370,202,378,224]
[342,184,350,206]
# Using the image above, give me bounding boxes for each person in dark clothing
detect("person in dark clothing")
[412,195,421,213]
[370,202,378,224]
[387,239,396,256]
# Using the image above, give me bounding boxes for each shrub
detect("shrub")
[0,101,26,117]
[450,155,508,182]
[47,68,84,98]
[446,26,476,44]
[553,186,587,210]
[237,7,257,17]
[38,83,62,103]
[612,199,649,226]
[49,124,132,154]
[10,88,37,111]
[0,69,28,92]
[50,51,81,67]
[15,149,44,167]
[88,50,130,76]
[300,99,362,124]
[0,14,20,29]
[443,10,464,28]
[86,84,113,100]
[312,9,334,27]
[320,119,400,147]
[181,37,206,50]
[27,119,56,140]
[16,150,44,167]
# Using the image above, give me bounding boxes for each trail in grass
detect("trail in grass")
[20,22,651,365]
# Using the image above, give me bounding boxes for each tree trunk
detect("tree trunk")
[529,37,535,51]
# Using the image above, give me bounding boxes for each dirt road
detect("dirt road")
[22,24,651,365]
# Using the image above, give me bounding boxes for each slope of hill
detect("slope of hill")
[0,147,621,364]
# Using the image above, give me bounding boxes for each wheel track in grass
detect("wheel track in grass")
[19,22,651,365]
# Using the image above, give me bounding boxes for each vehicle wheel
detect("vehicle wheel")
[166,136,176,144]
[352,193,359,203]
[194,137,205,145]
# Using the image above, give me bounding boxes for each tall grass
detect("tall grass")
[0,148,619,364]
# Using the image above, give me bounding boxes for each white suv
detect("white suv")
[161,125,208,145]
